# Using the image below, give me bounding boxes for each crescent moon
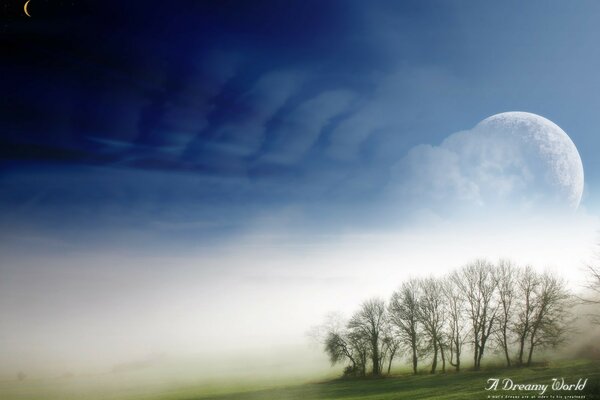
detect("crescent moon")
[24,0,31,17]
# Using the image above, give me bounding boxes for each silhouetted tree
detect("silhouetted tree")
[319,313,367,376]
[445,273,467,371]
[495,259,517,367]
[348,298,387,376]
[580,263,600,324]
[417,277,446,373]
[525,271,571,366]
[347,329,370,376]
[389,279,422,374]
[325,331,356,371]
[514,265,539,366]
[455,259,498,370]
[319,258,574,376]
[380,322,401,375]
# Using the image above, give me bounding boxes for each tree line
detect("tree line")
[319,259,573,376]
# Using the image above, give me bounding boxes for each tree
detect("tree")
[324,331,357,372]
[319,313,367,376]
[514,265,539,366]
[417,277,446,373]
[579,263,600,324]
[389,279,422,374]
[444,272,467,371]
[495,259,517,367]
[348,298,387,376]
[513,268,571,366]
[346,328,370,376]
[454,259,499,370]
[525,271,571,366]
[380,323,401,375]
[584,264,600,298]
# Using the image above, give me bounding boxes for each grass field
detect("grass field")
[1,359,599,400]
[195,359,600,400]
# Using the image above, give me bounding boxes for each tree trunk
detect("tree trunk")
[455,340,461,371]
[346,351,357,374]
[518,294,531,366]
[477,344,485,369]
[517,334,526,365]
[412,334,418,374]
[387,348,396,375]
[502,329,511,367]
[449,339,460,371]
[438,339,446,372]
[430,340,438,374]
[526,330,537,366]
[372,340,380,376]
[526,343,535,366]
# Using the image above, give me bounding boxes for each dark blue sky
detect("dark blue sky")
[2,0,600,245]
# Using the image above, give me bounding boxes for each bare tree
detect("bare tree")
[525,271,571,366]
[495,259,517,367]
[380,322,401,375]
[324,331,357,373]
[514,265,539,366]
[319,314,355,375]
[584,264,600,298]
[437,336,447,372]
[579,262,600,324]
[389,279,422,374]
[417,277,446,374]
[346,328,370,376]
[445,272,467,371]
[348,298,387,376]
[319,259,573,376]
[455,259,499,370]
[316,313,367,376]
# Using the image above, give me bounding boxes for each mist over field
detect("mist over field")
[1,210,598,382]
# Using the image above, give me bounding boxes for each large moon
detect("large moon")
[467,112,584,210]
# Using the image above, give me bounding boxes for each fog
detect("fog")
[0,209,597,382]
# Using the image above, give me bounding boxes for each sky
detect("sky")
[1,0,600,376]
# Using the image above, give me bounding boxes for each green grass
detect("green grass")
[1,359,599,400]
[189,359,600,400]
